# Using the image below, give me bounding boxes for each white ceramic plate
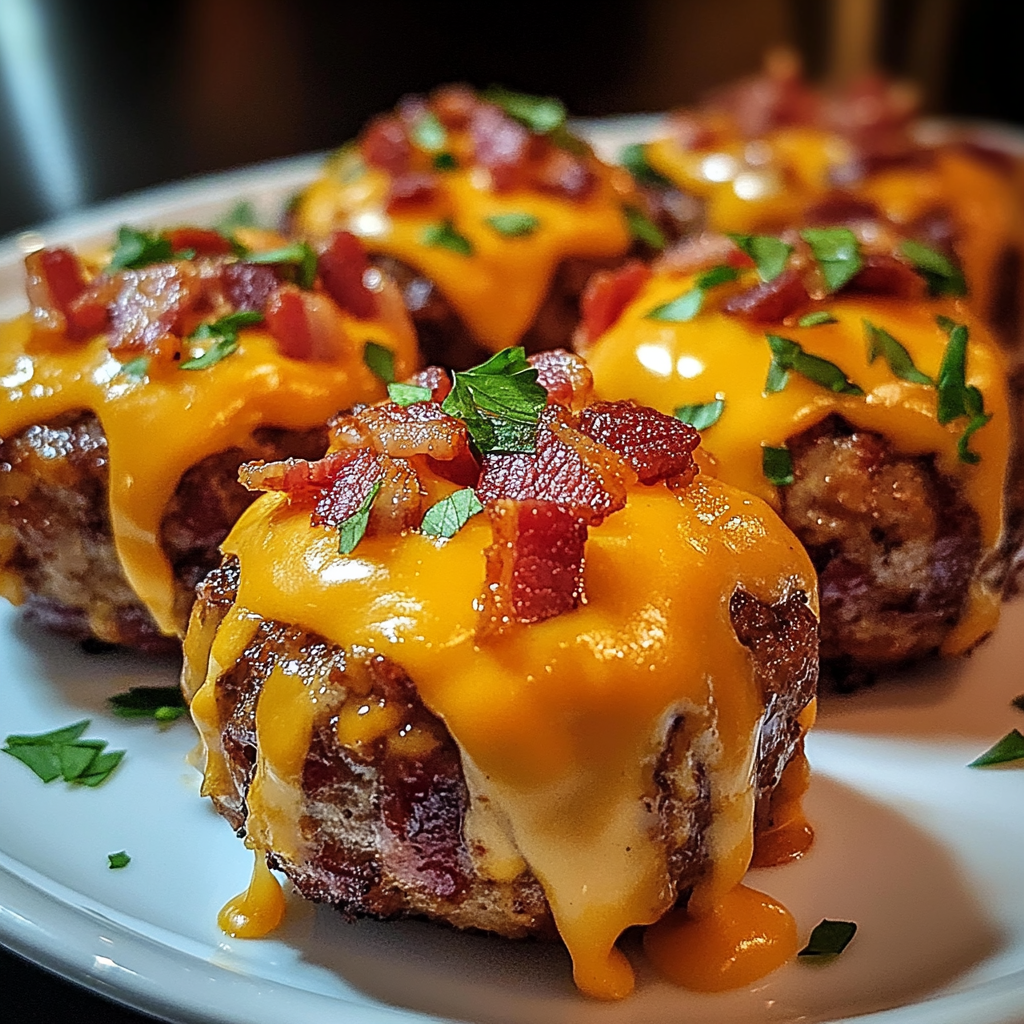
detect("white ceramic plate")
[3,129,1024,1024]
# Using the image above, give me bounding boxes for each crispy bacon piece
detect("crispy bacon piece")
[318,231,378,319]
[25,248,91,338]
[577,261,651,347]
[802,192,880,227]
[355,402,470,461]
[706,54,819,138]
[578,400,700,486]
[108,263,204,355]
[264,285,354,362]
[368,455,424,533]
[848,254,927,299]
[665,110,717,151]
[404,365,452,402]
[476,407,635,525]
[481,499,588,631]
[533,148,595,200]
[431,83,477,129]
[221,261,279,312]
[655,233,747,277]
[165,227,233,256]
[723,267,808,323]
[528,350,594,411]
[386,173,440,213]
[470,103,530,191]
[360,114,412,174]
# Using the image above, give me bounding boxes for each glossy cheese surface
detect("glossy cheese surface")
[295,151,633,352]
[196,476,816,999]
[0,315,417,634]
[645,132,1023,320]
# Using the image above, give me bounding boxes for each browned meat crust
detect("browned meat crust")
[0,412,325,650]
[780,416,982,679]
[373,253,651,370]
[189,556,817,938]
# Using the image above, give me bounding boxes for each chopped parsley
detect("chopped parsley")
[337,480,382,555]
[798,920,857,958]
[246,242,318,289]
[800,227,863,293]
[728,233,792,282]
[108,851,131,870]
[485,212,540,238]
[2,721,124,787]
[619,142,672,188]
[483,85,566,134]
[899,239,967,297]
[968,729,1024,767]
[432,152,458,171]
[215,200,258,235]
[765,334,864,396]
[108,686,188,722]
[645,265,738,322]
[798,310,838,328]
[441,347,547,455]
[623,206,666,251]
[863,320,932,385]
[388,382,432,405]
[108,226,176,272]
[181,311,263,371]
[675,399,724,430]
[411,111,447,152]
[421,219,474,256]
[363,341,396,383]
[936,318,992,464]
[420,488,484,539]
[119,356,150,379]
[762,445,794,486]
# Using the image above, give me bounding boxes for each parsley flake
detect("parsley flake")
[798,311,838,328]
[411,111,447,152]
[246,242,318,289]
[337,480,382,555]
[108,686,188,722]
[765,334,864,396]
[108,851,131,870]
[800,227,863,293]
[420,488,484,539]
[728,233,793,282]
[623,206,666,251]
[215,200,258,234]
[119,356,150,379]
[388,382,432,405]
[799,920,857,958]
[968,729,1024,767]
[421,219,473,257]
[863,320,932,385]
[646,265,737,322]
[762,445,794,486]
[483,85,566,134]
[364,341,396,383]
[936,318,992,463]
[619,142,672,188]
[899,239,967,297]
[432,152,458,171]
[181,311,263,371]
[108,226,175,272]
[675,399,724,430]
[2,721,124,787]
[441,347,547,455]
[485,212,540,238]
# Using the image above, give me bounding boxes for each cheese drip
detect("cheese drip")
[645,131,1024,320]
[584,283,1011,653]
[294,155,633,352]
[194,477,817,999]
[0,316,416,635]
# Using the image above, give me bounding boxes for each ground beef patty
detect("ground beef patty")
[781,416,982,678]
[184,556,818,938]
[0,412,326,651]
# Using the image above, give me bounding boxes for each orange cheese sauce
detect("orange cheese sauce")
[294,147,634,352]
[0,314,417,635]
[583,279,1011,654]
[192,474,818,999]
[218,851,287,939]
[645,131,1024,322]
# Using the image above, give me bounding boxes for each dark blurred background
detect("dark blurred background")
[0,0,1019,240]
[0,0,1017,1020]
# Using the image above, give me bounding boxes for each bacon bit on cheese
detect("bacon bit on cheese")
[165,227,235,256]
[847,254,926,299]
[24,247,90,338]
[315,230,380,319]
[528,349,594,411]
[723,267,809,322]
[577,261,652,348]
[264,285,354,362]
[360,114,413,174]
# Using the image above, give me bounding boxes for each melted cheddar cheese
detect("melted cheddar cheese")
[583,278,1011,653]
[191,475,817,999]
[645,131,1024,324]
[0,314,417,636]
[294,147,634,353]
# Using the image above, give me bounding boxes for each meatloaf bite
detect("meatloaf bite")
[185,349,819,1000]
[577,223,1014,679]
[0,225,418,649]
[289,85,668,368]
